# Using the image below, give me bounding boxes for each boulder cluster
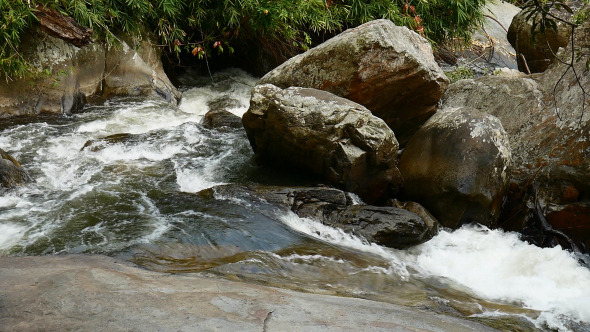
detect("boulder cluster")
[242,15,590,251]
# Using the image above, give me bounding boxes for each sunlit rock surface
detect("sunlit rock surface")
[243,84,402,204]
[258,19,449,145]
[0,254,498,332]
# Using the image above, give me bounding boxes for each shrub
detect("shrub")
[1,0,493,79]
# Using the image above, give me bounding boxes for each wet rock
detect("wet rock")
[202,109,242,129]
[387,199,439,238]
[242,84,402,204]
[507,1,583,73]
[545,204,590,251]
[399,107,511,229]
[210,185,436,249]
[258,19,449,145]
[81,133,135,152]
[202,98,243,129]
[0,148,32,188]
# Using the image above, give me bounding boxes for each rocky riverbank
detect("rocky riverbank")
[0,254,498,332]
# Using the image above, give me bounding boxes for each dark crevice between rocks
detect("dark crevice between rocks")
[499,181,590,261]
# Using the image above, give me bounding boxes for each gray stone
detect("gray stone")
[399,107,511,229]
[0,254,498,332]
[103,32,180,103]
[0,28,105,117]
[0,26,179,118]
[242,84,402,204]
[471,1,521,69]
[258,19,449,145]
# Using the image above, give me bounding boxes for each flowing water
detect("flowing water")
[1,69,589,331]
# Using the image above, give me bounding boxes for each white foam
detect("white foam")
[405,225,590,330]
[77,100,195,136]
[278,212,408,278]
[94,142,184,163]
[179,68,256,118]
[0,196,22,209]
[278,253,346,265]
[0,224,25,250]
[178,89,217,117]
[175,167,224,193]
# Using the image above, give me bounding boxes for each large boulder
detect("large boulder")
[242,84,402,204]
[399,107,511,229]
[102,32,180,103]
[258,19,449,145]
[208,185,437,249]
[440,16,590,248]
[0,27,105,117]
[0,15,179,118]
[0,148,32,188]
[507,1,584,73]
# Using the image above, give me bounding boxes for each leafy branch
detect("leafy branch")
[1,0,494,79]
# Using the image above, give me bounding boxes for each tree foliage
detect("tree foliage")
[1,0,493,79]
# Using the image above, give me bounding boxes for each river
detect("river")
[0,69,589,331]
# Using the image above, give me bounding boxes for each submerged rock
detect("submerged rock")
[399,107,511,229]
[202,98,243,129]
[207,185,437,249]
[202,109,242,130]
[0,148,32,188]
[81,133,135,152]
[242,84,402,204]
[258,19,449,144]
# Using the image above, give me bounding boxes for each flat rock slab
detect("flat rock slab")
[0,255,497,332]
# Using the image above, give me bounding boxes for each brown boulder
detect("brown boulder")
[507,2,584,73]
[0,148,32,188]
[399,107,511,229]
[242,84,402,204]
[258,19,449,144]
[202,98,243,129]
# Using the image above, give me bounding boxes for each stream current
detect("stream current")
[1,69,589,331]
